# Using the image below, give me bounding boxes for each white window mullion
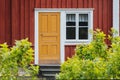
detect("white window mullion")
[76,13,79,41]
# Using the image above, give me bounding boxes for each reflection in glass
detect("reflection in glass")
[66,27,76,39]
[79,27,88,39]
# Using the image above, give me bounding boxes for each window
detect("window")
[65,12,92,43]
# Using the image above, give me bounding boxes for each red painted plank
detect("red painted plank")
[46,0,51,8]
[108,0,112,44]
[65,45,76,60]
[93,0,98,30]
[103,0,108,34]
[78,0,84,8]
[61,0,66,8]
[30,0,35,45]
[72,0,77,8]
[25,0,30,39]
[66,0,71,8]
[35,0,41,8]
[58,0,62,8]
[69,47,72,58]
[107,0,112,45]
[41,0,46,8]
[88,0,93,8]
[83,0,88,8]
[12,0,20,44]
[103,0,108,43]
[20,0,25,39]
[70,46,76,57]
[65,46,70,60]
[0,0,5,43]
[52,0,58,8]
[5,0,11,45]
[98,0,103,30]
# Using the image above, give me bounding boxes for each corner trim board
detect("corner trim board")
[113,0,119,36]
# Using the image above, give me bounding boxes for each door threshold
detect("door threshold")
[39,64,60,66]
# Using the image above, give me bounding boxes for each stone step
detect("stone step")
[43,74,56,77]
[40,64,60,66]
[40,64,60,69]
[38,64,61,80]
[40,69,60,72]
[41,71,60,76]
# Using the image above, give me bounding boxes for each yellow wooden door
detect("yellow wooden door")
[38,12,60,64]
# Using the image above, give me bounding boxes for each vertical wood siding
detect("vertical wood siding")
[5,0,11,45]
[65,45,76,60]
[0,0,113,60]
[0,0,35,46]
[0,0,5,44]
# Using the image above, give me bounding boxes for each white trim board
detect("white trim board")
[35,8,94,11]
[113,0,119,36]
[34,9,94,64]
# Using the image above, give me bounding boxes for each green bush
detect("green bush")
[76,29,108,60]
[0,38,39,80]
[106,30,120,79]
[56,29,120,79]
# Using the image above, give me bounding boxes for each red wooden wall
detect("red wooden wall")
[0,0,113,60]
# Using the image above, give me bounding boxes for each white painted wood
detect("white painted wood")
[34,11,39,64]
[34,8,94,11]
[60,12,66,63]
[76,13,79,40]
[113,0,119,36]
[89,11,93,42]
[65,11,93,44]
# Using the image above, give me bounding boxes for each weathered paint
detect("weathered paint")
[0,0,113,60]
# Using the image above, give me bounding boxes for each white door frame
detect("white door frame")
[34,9,65,64]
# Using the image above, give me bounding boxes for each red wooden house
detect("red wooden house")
[0,0,119,77]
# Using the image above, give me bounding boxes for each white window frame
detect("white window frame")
[65,11,93,45]
[34,8,94,64]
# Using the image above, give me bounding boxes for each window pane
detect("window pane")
[66,27,76,39]
[67,22,76,26]
[66,14,76,26]
[79,14,88,26]
[79,27,88,39]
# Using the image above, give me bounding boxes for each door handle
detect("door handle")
[40,33,43,36]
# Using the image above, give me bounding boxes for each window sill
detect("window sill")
[64,40,90,45]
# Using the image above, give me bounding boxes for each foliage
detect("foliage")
[56,28,120,79]
[56,57,107,79]
[106,30,120,79]
[76,29,108,60]
[0,38,39,80]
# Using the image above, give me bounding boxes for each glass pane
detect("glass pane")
[66,14,76,26]
[66,27,76,39]
[79,27,88,39]
[79,14,88,26]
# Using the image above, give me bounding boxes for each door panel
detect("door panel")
[38,12,60,64]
